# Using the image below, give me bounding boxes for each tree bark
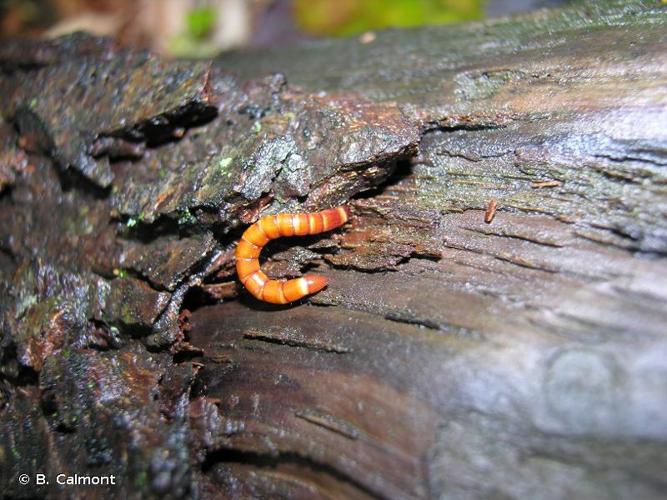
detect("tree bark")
[1,1,666,499]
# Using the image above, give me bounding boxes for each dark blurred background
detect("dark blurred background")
[0,0,574,56]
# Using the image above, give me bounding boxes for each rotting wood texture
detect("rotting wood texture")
[1,1,667,498]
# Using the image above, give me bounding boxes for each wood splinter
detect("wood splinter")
[531,180,562,189]
[236,206,351,304]
[485,199,498,224]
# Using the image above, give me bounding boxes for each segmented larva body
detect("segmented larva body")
[236,206,351,304]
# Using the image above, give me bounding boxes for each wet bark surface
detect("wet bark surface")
[1,1,666,498]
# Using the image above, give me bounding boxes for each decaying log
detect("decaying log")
[1,1,666,498]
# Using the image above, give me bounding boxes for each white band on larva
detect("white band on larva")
[337,206,348,223]
[292,214,302,234]
[298,277,309,296]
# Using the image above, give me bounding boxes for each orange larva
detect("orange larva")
[236,206,351,304]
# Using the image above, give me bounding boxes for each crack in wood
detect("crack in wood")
[444,241,560,275]
[243,328,353,354]
[461,225,565,248]
[202,447,383,499]
[493,251,559,273]
[295,408,362,440]
[382,312,484,339]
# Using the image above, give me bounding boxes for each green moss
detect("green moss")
[178,208,196,226]
[134,470,148,488]
[14,294,37,319]
[218,157,233,170]
[294,0,485,36]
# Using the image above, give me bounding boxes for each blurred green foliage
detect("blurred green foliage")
[294,0,485,36]
[185,7,217,39]
[169,7,218,58]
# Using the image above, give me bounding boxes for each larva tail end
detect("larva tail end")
[341,205,352,219]
[303,274,328,295]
